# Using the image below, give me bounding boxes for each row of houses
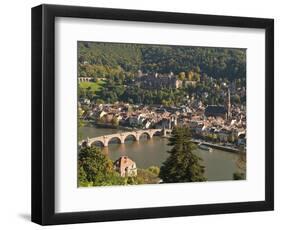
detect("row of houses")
[189,120,246,146]
[91,109,246,146]
[79,100,246,145]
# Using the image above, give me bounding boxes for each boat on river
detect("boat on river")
[198,143,213,152]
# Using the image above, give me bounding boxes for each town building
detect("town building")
[204,105,227,118]
[113,156,137,177]
[204,88,232,120]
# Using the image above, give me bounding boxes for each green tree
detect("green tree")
[233,151,246,180]
[193,72,200,81]
[136,168,160,184]
[78,146,125,186]
[78,147,113,184]
[178,72,185,81]
[98,116,106,124]
[78,41,246,82]
[159,126,206,183]
[78,118,84,141]
[187,70,194,81]
[233,172,245,180]
[111,117,119,126]
[228,134,235,143]
[95,98,104,104]
[78,166,93,187]
[232,94,241,104]
[147,166,160,176]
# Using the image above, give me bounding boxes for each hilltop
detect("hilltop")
[78,41,246,81]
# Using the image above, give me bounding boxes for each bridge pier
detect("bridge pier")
[135,131,141,142]
[104,138,109,147]
[120,134,125,144]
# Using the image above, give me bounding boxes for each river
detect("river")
[80,126,240,181]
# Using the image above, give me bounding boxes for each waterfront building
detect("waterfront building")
[113,156,137,177]
[238,133,246,146]
[217,128,232,142]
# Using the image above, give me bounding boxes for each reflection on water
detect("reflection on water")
[80,126,240,181]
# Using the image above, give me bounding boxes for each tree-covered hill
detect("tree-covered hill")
[78,42,142,72]
[78,41,246,81]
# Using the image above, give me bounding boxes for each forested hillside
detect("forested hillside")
[78,42,246,80]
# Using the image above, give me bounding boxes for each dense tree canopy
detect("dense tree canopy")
[78,42,246,106]
[78,42,246,81]
[78,146,125,186]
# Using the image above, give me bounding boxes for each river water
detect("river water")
[80,126,240,181]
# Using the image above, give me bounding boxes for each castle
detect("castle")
[136,72,182,89]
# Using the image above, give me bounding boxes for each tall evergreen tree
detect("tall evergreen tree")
[159,126,206,183]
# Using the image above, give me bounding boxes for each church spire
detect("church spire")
[227,88,231,119]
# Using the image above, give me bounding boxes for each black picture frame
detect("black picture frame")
[31,4,274,225]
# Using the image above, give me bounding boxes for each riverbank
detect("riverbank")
[191,139,241,153]
[162,135,241,153]
[82,122,242,154]
[80,126,240,181]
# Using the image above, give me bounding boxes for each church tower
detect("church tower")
[227,88,231,119]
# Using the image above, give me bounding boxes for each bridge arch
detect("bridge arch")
[90,140,105,147]
[81,141,89,148]
[124,134,137,142]
[108,136,122,144]
[152,130,162,136]
[139,132,152,140]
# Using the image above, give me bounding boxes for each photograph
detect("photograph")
[77,42,247,187]
[30,3,274,225]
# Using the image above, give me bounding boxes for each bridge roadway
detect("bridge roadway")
[79,128,171,147]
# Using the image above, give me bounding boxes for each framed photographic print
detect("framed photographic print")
[31,4,274,225]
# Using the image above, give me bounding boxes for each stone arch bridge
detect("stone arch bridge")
[79,128,172,147]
